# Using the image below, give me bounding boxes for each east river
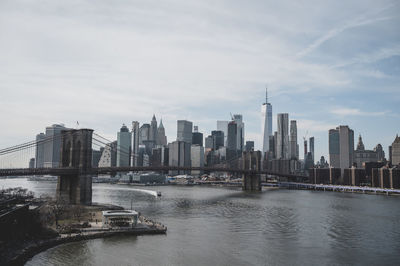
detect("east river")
[1,178,400,265]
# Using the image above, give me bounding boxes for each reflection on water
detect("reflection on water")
[1,178,399,265]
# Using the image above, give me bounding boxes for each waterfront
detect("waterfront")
[1,178,400,265]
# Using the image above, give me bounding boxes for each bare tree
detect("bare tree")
[49,198,68,227]
[72,205,84,223]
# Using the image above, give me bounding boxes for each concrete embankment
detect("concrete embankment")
[8,224,166,266]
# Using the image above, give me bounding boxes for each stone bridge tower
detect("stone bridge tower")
[56,129,93,205]
[242,150,262,191]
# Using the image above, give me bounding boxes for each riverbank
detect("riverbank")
[7,216,166,265]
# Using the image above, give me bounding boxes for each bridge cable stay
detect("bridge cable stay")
[92,136,131,159]
[0,130,87,169]
[92,133,132,156]
[93,133,132,157]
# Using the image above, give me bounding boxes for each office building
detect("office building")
[139,124,150,144]
[150,115,158,142]
[354,135,378,167]
[391,134,400,165]
[261,88,273,156]
[92,148,103,167]
[192,126,203,146]
[35,133,46,168]
[211,130,224,150]
[374,144,385,161]
[309,137,314,164]
[205,135,214,150]
[289,120,298,160]
[217,120,229,146]
[131,121,140,166]
[117,124,131,167]
[191,145,204,176]
[245,141,254,152]
[268,135,275,159]
[157,119,167,146]
[29,158,35,169]
[177,120,193,144]
[227,121,238,160]
[43,124,67,168]
[276,113,289,159]
[329,125,354,169]
[233,114,244,152]
[168,140,191,175]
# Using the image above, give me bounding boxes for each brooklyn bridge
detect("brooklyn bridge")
[0,129,305,205]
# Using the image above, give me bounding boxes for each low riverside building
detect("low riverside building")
[371,168,400,189]
[102,210,138,228]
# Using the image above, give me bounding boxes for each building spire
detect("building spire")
[265,86,268,104]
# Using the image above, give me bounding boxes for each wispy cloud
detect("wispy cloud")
[330,108,388,116]
[296,119,337,132]
[296,4,395,58]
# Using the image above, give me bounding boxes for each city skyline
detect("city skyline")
[0,0,399,162]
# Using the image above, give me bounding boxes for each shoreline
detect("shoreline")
[8,223,166,266]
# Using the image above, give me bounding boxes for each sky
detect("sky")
[0,0,399,163]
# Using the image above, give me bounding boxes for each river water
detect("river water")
[1,178,400,265]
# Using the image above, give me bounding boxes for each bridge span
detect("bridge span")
[0,129,305,205]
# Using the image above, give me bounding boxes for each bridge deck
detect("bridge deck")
[0,166,304,178]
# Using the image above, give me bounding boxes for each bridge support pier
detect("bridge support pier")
[242,151,262,191]
[56,129,93,205]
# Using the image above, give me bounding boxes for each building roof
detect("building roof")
[158,118,164,129]
[393,134,400,144]
[356,134,365,151]
[102,210,138,217]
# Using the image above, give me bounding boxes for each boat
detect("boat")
[157,191,162,197]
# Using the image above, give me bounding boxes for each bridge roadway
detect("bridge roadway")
[0,166,304,179]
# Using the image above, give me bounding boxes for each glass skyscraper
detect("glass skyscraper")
[262,88,273,157]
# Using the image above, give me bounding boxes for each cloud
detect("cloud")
[296,119,337,133]
[296,3,396,58]
[330,108,387,116]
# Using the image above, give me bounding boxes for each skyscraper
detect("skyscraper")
[177,120,193,144]
[245,141,254,152]
[233,114,244,152]
[276,113,289,159]
[374,144,385,161]
[43,124,66,168]
[157,119,167,146]
[328,125,354,169]
[217,120,229,146]
[227,121,237,160]
[262,88,273,156]
[391,134,400,165]
[139,124,150,144]
[192,126,203,146]
[35,133,46,168]
[309,136,314,164]
[168,140,191,175]
[289,120,298,160]
[150,115,158,142]
[117,124,131,167]
[131,121,140,166]
[191,144,204,176]
[211,130,224,150]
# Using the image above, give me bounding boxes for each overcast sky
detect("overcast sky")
[0,0,399,163]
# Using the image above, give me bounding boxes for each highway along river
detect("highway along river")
[1,178,400,265]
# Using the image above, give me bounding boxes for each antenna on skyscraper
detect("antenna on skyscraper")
[265,86,268,104]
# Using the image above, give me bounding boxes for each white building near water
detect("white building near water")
[102,210,138,228]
